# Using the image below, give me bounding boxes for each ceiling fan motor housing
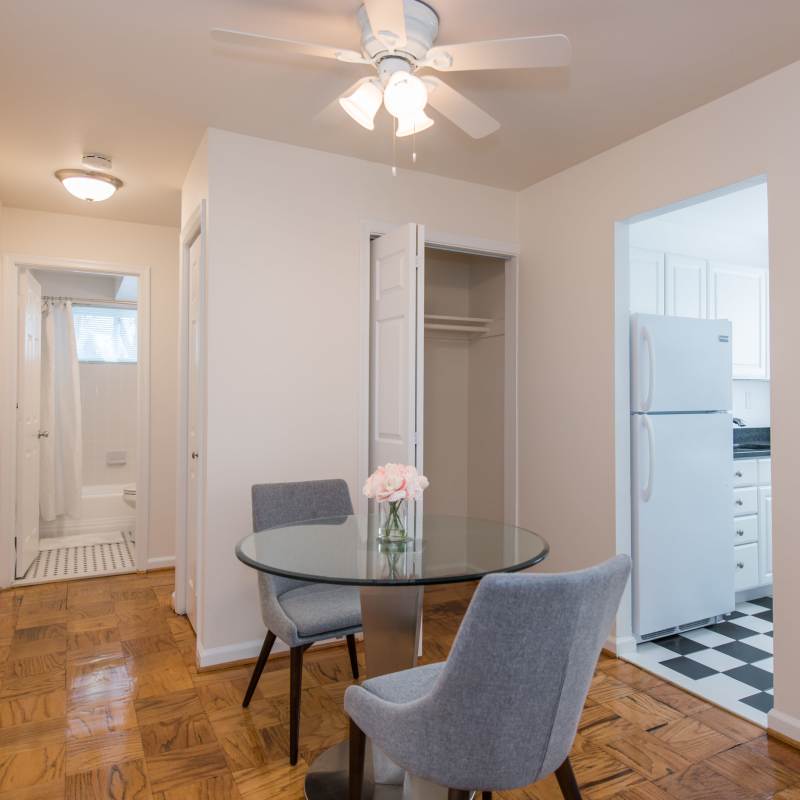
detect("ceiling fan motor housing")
[357,0,439,67]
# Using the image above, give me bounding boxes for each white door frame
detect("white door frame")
[0,254,151,588]
[174,201,207,619]
[358,221,520,524]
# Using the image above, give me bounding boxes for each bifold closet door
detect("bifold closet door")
[16,271,43,578]
[369,224,425,478]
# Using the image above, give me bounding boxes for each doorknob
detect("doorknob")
[191,451,199,460]
[37,430,49,438]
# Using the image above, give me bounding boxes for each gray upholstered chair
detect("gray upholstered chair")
[345,555,631,800]
[244,479,362,765]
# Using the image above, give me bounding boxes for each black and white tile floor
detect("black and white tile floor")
[625,596,774,726]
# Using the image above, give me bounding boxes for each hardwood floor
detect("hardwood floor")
[0,569,796,799]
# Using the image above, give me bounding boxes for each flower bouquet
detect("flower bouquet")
[363,463,429,541]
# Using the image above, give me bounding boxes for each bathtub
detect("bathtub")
[40,483,136,540]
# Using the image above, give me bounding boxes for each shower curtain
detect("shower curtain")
[40,299,82,521]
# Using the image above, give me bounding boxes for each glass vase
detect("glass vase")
[378,499,408,541]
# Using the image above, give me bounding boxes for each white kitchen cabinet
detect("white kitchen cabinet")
[665,253,707,319]
[758,484,772,586]
[630,248,665,315]
[708,262,769,379]
[734,542,759,591]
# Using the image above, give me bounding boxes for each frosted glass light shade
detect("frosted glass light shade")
[339,80,383,130]
[55,169,122,202]
[383,71,428,119]
[396,110,434,137]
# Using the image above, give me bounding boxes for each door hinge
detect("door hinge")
[411,431,419,445]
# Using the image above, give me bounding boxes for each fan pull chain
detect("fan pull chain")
[412,124,417,164]
[392,117,397,177]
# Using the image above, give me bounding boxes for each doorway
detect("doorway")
[362,222,519,527]
[614,178,773,726]
[0,256,151,587]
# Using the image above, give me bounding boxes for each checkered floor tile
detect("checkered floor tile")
[625,596,773,725]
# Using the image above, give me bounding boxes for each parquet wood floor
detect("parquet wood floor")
[0,570,796,799]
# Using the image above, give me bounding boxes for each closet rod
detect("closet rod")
[42,295,137,309]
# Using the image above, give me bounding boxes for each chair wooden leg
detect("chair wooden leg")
[447,791,470,800]
[554,757,582,800]
[346,634,359,680]
[482,793,493,800]
[242,631,275,708]
[289,646,304,766]
[349,718,366,800]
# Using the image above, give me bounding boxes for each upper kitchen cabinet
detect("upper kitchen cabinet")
[630,247,665,315]
[708,262,769,379]
[665,254,707,319]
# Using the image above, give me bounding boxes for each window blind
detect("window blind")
[73,306,138,363]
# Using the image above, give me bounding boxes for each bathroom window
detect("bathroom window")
[73,306,138,363]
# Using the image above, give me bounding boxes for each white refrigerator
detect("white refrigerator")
[631,313,735,641]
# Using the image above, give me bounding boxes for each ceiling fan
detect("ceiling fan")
[212,0,571,140]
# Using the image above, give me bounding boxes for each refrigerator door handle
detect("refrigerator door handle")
[641,325,655,411]
[642,415,655,502]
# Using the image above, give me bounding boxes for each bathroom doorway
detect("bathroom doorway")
[0,256,151,586]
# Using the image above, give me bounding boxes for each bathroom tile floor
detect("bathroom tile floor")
[625,596,774,726]
[16,530,136,585]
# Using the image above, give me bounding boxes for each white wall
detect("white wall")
[1,207,179,564]
[192,128,516,663]
[733,380,771,428]
[515,61,800,738]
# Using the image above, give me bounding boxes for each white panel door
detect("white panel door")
[629,247,665,315]
[708,262,768,379]
[631,314,732,413]
[369,224,423,475]
[665,253,707,319]
[632,411,734,638]
[16,271,43,578]
[186,235,204,632]
[758,485,772,586]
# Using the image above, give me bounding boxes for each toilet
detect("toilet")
[122,483,137,509]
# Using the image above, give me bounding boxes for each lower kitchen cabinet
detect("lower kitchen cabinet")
[759,485,773,586]
[734,542,760,591]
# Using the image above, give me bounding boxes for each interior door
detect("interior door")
[16,271,43,578]
[369,224,424,477]
[186,235,204,632]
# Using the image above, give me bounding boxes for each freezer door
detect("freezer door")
[631,314,732,413]
[632,412,734,639]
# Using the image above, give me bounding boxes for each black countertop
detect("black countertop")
[733,426,770,460]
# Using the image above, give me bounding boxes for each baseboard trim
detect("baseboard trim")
[604,634,637,658]
[146,556,175,570]
[769,709,800,746]
[41,515,135,537]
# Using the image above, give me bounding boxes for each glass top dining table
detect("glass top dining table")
[235,513,549,800]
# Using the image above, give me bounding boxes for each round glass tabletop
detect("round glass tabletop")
[235,513,549,586]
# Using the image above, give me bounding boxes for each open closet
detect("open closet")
[367,223,516,528]
[423,249,506,522]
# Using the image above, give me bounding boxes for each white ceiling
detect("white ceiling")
[2,1,800,227]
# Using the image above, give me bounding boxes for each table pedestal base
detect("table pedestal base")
[305,585,453,800]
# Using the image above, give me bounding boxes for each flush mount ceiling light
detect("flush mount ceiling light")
[55,156,123,202]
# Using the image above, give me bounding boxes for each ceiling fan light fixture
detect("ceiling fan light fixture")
[395,109,434,137]
[338,79,383,130]
[55,169,122,202]
[383,71,428,119]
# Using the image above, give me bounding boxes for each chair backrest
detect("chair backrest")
[251,479,354,596]
[425,555,631,791]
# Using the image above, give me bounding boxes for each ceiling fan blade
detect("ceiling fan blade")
[363,0,407,49]
[423,77,499,139]
[211,28,368,64]
[423,34,571,72]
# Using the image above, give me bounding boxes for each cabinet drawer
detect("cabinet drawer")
[758,458,771,486]
[734,515,758,545]
[733,460,757,487]
[735,543,759,591]
[734,487,758,516]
